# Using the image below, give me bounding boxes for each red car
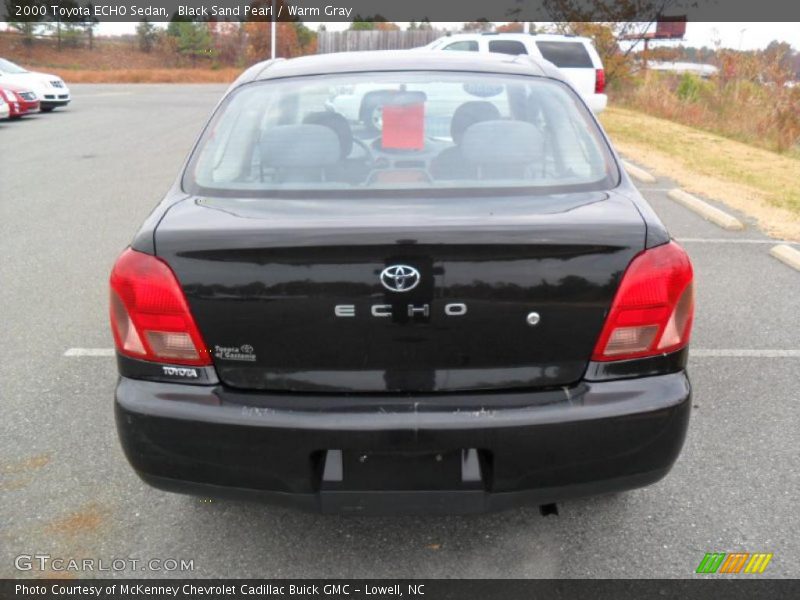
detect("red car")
[0,83,40,118]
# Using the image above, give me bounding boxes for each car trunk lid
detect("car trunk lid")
[154,191,645,393]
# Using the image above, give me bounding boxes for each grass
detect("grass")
[613,71,800,155]
[61,68,241,84]
[601,107,800,241]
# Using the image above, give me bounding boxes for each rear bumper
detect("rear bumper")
[586,93,608,114]
[115,371,691,514]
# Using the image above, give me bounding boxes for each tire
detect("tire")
[365,105,383,135]
[40,107,55,113]
[359,92,389,135]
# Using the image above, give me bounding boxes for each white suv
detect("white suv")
[424,33,607,113]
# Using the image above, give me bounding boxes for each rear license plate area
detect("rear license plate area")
[321,448,484,491]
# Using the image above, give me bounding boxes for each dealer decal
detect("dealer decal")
[213,344,257,362]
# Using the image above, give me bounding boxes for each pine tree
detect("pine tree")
[136,19,158,53]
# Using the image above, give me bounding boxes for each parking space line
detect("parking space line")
[677,238,799,245]
[691,349,800,358]
[64,348,800,359]
[64,348,115,357]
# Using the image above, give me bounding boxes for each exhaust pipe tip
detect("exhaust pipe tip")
[539,503,559,517]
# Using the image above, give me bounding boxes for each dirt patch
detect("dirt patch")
[0,453,52,492]
[46,502,107,539]
[0,477,34,492]
[601,107,800,241]
[2,453,51,474]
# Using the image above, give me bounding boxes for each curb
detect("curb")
[770,244,800,272]
[622,160,656,183]
[667,188,745,231]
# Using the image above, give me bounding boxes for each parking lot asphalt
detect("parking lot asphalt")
[1,84,798,579]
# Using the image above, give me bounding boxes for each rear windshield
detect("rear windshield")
[535,42,594,68]
[184,71,617,197]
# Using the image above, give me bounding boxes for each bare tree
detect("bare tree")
[5,0,47,45]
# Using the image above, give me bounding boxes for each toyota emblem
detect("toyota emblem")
[380,265,421,293]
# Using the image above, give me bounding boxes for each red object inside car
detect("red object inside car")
[382,103,425,150]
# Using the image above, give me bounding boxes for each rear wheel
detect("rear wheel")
[359,92,390,135]
[366,105,382,134]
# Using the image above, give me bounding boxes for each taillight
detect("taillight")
[109,248,210,366]
[592,242,694,362]
[595,68,606,94]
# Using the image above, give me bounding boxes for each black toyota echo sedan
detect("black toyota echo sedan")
[111,51,694,514]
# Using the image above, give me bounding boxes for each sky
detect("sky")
[12,21,800,51]
[669,22,798,50]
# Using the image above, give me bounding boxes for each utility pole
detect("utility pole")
[270,0,276,59]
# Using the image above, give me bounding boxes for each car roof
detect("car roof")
[236,50,566,87]
[433,33,592,43]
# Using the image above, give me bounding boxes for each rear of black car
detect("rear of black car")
[112,53,693,514]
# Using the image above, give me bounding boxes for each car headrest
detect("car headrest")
[461,120,544,165]
[260,124,340,168]
[302,111,353,159]
[450,101,502,145]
